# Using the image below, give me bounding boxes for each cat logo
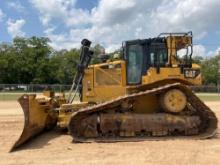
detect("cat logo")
[184,69,200,78]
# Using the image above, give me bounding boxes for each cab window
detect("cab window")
[127,44,143,84]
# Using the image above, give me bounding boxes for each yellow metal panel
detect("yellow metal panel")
[142,67,202,86]
[91,86,126,103]
[82,68,95,100]
[133,95,159,113]
[57,102,89,128]
[82,60,127,103]
[95,67,122,86]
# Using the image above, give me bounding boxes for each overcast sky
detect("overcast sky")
[0,0,220,57]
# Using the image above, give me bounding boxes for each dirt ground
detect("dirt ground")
[0,101,220,165]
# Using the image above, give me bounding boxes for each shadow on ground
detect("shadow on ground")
[10,129,64,152]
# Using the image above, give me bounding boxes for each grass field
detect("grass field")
[196,93,220,101]
[0,92,219,101]
[0,92,41,101]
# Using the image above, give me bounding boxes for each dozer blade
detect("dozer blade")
[10,94,58,152]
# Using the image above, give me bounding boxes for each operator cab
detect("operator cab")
[122,32,193,85]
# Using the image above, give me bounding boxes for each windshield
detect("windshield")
[150,43,168,67]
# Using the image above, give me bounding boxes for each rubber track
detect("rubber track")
[68,83,218,142]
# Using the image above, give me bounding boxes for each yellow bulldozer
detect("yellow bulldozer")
[11,32,218,151]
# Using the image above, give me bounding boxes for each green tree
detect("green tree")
[14,36,52,84]
[51,49,80,84]
[201,54,220,85]
[0,37,52,84]
[91,44,105,64]
[0,42,20,84]
[192,56,203,65]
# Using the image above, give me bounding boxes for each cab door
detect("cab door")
[126,44,144,85]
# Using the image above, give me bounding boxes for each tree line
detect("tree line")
[0,36,219,85]
[193,55,220,85]
[0,37,104,84]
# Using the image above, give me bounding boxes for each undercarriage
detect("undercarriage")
[68,83,217,142]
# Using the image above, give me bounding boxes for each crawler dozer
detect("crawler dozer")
[11,32,218,151]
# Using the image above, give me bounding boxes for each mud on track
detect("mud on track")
[0,101,220,165]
